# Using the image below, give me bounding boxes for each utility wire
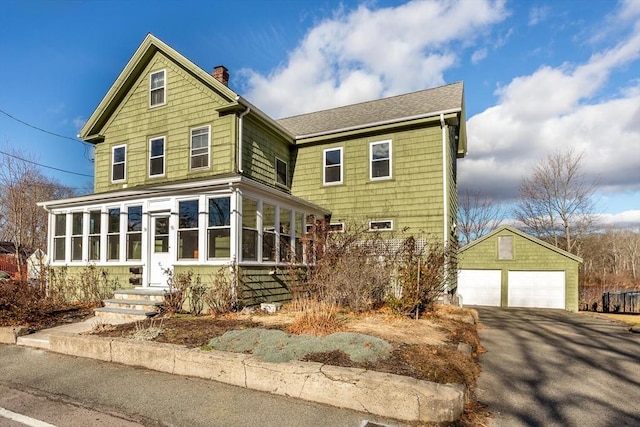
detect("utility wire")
[0,149,93,178]
[0,108,92,146]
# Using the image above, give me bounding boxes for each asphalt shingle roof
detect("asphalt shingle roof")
[276,81,464,137]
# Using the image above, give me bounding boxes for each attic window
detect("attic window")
[150,70,166,107]
[498,236,514,260]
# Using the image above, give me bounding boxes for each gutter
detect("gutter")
[237,104,251,174]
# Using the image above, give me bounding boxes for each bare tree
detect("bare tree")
[0,148,75,276]
[457,190,505,246]
[513,149,596,254]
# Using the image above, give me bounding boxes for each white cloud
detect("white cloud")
[241,0,508,118]
[596,210,640,228]
[461,7,640,213]
[528,6,549,26]
[471,48,488,64]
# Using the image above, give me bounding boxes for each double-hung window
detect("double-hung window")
[112,145,126,182]
[276,157,287,187]
[107,208,120,261]
[89,211,101,261]
[208,197,231,259]
[190,126,210,170]
[150,70,166,107]
[127,206,142,260]
[178,200,199,260]
[323,147,343,185]
[71,212,83,261]
[370,140,391,180]
[149,136,165,177]
[53,214,66,261]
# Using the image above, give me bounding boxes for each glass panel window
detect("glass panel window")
[190,126,210,169]
[54,214,66,261]
[112,145,126,182]
[89,211,101,261]
[107,208,120,261]
[154,216,169,253]
[150,70,165,107]
[295,212,304,262]
[208,197,231,259]
[127,206,142,260]
[276,157,287,187]
[263,203,276,262]
[178,200,199,260]
[242,198,258,261]
[71,212,83,261]
[329,222,344,233]
[498,236,514,260]
[279,208,291,262]
[369,220,393,231]
[149,137,165,177]
[370,140,391,179]
[323,148,343,185]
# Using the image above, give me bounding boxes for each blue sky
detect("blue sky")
[1,0,639,227]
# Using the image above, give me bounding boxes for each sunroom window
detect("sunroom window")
[89,211,101,261]
[107,208,120,261]
[279,207,291,262]
[71,212,83,261]
[150,70,165,107]
[262,203,276,262]
[242,198,258,261]
[53,214,66,261]
[208,197,231,259]
[127,206,142,260]
[178,200,199,260]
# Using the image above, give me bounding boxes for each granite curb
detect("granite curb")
[47,332,466,423]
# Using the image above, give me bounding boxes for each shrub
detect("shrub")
[287,298,343,336]
[48,264,118,304]
[203,265,243,315]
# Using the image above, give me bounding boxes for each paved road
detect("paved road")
[0,345,401,427]
[475,307,640,427]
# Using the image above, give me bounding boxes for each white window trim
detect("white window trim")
[190,125,211,171]
[369,220,393,231]
[275,156,288,187]
[323,147,343,186]
[370,140,392,181]
[329,222,345,233]
[149,69,166,108]
[149,136,166,178]
[111,144,126,183]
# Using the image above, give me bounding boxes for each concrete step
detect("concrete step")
[16,334,50,350]
[114,288,168,302]
[94,307,159,321]
[103,299,163,312]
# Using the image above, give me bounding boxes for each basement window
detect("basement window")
[369,220,393,231]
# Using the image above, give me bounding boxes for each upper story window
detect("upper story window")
[370,140,392,180]
[190,126,210,170]
[112,145,126,182]
[323,147,343,185]
[150,70,166,107]
[149,136,165,177]
[276,157,287,187]
[498,236,514,260]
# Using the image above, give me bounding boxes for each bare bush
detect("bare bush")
[163,269,192,314]
[203,265,242,315]
[48,265,118,304]
[287,298,343,336]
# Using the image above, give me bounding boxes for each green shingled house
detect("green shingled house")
[40,34,467,310]
[457,226,582,311]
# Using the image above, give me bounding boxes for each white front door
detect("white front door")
[149,214,172,287]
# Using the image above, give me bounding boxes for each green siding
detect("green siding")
[458,229,580,311]
[242,116,292,191]
[239,266,302,305]
[290,124,447,238]
[94,53,236,192]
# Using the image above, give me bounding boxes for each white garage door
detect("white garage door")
[457,270,502,306]
[508,271,565,309]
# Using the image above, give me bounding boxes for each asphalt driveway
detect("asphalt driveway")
[475,307,640,427]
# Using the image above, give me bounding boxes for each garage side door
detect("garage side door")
[508,271,565,309]
[457,270,502,306]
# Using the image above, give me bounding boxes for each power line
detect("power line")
[0,108,92,146]
[0,150,94,178]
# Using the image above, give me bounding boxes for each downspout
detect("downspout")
[440,113,450,295]
[237,103,251,174]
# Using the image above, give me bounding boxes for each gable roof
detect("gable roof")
[277,82,466,150]
[79,34,239,142]
[459,225,583,263]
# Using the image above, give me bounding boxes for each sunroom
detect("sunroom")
[39,176,330,291]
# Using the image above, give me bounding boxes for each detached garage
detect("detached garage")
[457,226,582,311]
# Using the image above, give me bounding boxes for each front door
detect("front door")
[149,214,171,287]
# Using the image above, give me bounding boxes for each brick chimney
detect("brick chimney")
[212,65,229,86]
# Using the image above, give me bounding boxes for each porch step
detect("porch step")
[94,307,159,321]
[96,289,169,320]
